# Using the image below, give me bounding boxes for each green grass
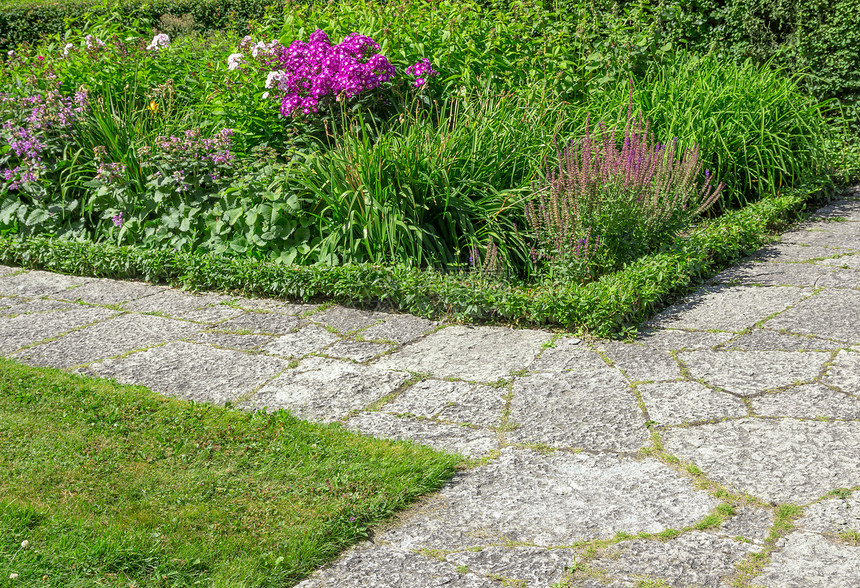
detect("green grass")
[0,357,460,587]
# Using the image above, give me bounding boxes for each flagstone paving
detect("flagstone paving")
[1,192,860,587]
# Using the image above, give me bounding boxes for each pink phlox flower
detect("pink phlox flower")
[227,53,244,70]
[147,33,170,51]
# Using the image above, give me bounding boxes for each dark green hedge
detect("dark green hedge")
[0,182,834,338]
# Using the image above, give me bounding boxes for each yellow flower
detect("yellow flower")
[148,100,159,114]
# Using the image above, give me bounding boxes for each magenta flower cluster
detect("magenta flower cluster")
[405,58,438,87]
[267,30,396,116]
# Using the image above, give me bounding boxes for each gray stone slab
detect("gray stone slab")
[375,326,551,382]
[635,329,734,350]
[528,338,607,373]
[262,325,339,358]
[324,340,392,363]
[662,419,860,503]
[346,412,498,458]
[809,200,860,222]
[598,341,682,382]
[724,329,846,352]
[187,330,274,351]
[295,544,496,588]
[648,286,813,332]
[217,311,301,334]
[2,298,77,315]
[0,264,18,277]
[229,296,315,315]
[84,341,287,404]
[584,531,755,588]
[122,289,238,322]
[639,381,747,426]
[382,379,507,427]
[710,261,860,289]
[756,532,860,587]
[822,350,860,393]
[381,449,721,550]
[718,507,774,546]
[311,306,382,334]
[445,546,577,587]
[0,295,25,312]
[54,279,165,306]
[679,350,829,396]
[0,270,91,297]
[801,495,860,536]
[779,226,860,251]
[0,306,117,354]
[507,370,648,451]
[359,313,439,344]
[765,289,860,344]
[12,313,202,368]
[241,356,409,422]
[751,384,860,420]
[750,243,852,263]
[814,252,860,271]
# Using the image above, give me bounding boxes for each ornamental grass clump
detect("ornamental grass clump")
[526,100,724,284]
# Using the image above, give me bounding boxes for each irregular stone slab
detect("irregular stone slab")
[800,495,860,535]
[724,329,845,352]
[324,340,392,363]
[262,325,339,358]
[752,384,860,420]
[311,306,382,334]
[765,289,860,344]
[241,356,408,422]
[0,306,117,354]
[710,261,860,289]
[360,313,439,344]
[12,313,202,368]
[648,286,813,332]
[662,419,860,503]
[186,330,274,352]
[228,296,315,315]
[679,350,829,396]
[584,531,755,588]
[718,507,774,546]
[779,226,860,251]
[598,341,681,382]
[346,412,497,458]
[756,532,860,587]
[814,252,860,271]
[751,243,852,263]
[506,370,648,452]
[639,381,747,426]
[0,295,26,312]
[0,264,19,277]
[635,329,733,350]
[528,338,607,373]
[822,350,860,393]
[55,278,165,306]
[445,546,577,587]
[809,200,860,222]
[296,544,496,588]
[85,341,287,404]
[382,379,507,427]
[375,326,550,382]
[217,312,301,334]
[0,270,90,297]
[382,449,720,550]
[2,298,76,315]
[122,289,238,322]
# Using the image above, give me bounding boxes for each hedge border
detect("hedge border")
[0,181,835,338]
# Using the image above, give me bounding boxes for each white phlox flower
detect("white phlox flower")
[63,43,74,56]
[147,33,170,51]
[85,35,105,49]
[227,53,244,71]
[265,71,284,89]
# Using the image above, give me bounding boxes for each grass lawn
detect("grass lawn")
[0,357,459,587]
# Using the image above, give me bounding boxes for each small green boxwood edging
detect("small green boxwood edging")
[0,182,832,337]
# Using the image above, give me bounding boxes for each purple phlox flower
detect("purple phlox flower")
[406,58,438,87]
[111,212,123,227]
[147,33,170,51]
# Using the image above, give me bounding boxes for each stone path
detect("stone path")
[2,194,860,587]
